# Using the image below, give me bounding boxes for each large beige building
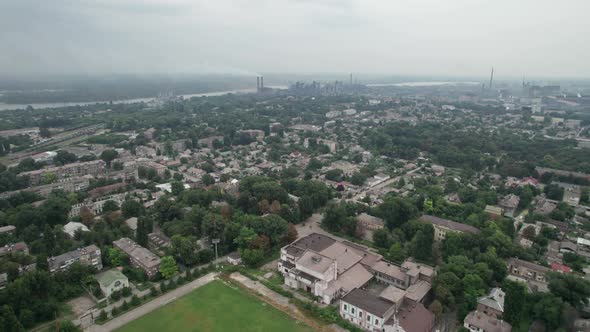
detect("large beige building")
[20,160,106,185]
[419,215,481,241]
[113,237,161,278]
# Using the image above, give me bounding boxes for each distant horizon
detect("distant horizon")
[0,71,585,85]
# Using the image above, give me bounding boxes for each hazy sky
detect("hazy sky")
[1,0,589,79]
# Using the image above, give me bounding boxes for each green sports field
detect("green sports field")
[115,280,316,332]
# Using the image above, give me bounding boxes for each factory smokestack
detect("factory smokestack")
[260,76,264,91]
[257,76,260,91]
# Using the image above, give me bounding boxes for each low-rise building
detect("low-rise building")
[113,238,161,278]
[20,160,106,186]
[0,225,16,235]
[499,194,520,218]
[484,205,504,219]
[340,287,435,332]
[279,233,378,304]
[506,258,550,292]
[227,252,242,265]
[96,269,129,298]
[0,242,29,257]
[48,245,102,273]
[357,213,385,231]
[464,310,512,332]
[63,221,90,238]
[419,215,480,241]
[477,288,505,319]
[148,232,171,248]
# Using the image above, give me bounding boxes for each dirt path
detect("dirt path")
[229,272,336,332]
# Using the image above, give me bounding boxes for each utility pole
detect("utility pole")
[212,238,220,268]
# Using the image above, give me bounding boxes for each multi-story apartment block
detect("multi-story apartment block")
[48,245,102,273]
[113,237,161,278]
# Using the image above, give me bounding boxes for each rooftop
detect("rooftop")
[419,214,481,234]
[464,311,512,332]
[341,288,394,318]
[96,269,127,288]
[291,233,336,253]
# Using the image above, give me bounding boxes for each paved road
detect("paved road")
[85,272,218,332]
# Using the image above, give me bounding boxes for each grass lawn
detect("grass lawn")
[115,280,316,332]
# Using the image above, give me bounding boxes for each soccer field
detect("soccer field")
[115,280,316,332]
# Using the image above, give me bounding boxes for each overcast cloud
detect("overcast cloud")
[1,0,589,78]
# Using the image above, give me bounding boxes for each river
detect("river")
[0,88,260,111]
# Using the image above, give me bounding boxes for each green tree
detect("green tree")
[240,248,264,267]
[412,225,434,262]
[503,279,526,326]
[159,256,178,279]
[102,200,119,213]
[42,172,57,185]
[378,197,418,229]
[170,235,200,266]
[106,248,128,267]
[372,228,391,248]
[548,272,590,308]
[350,172,367,186]
[388,242,406,263]
[201,174,215,186]
[121,199,144,218]
[0,305,24,331]
[100,149,119,167]
[53,150,77,165]
[171,181,185,196]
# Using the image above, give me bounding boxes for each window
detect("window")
[343,304,348,312]
[375,319,379,325]
[351,308,355,315]
[367,314,371,322]
[359,311,363,318]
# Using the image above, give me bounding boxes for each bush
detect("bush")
[130,295,141,306]
[293,299,363,332]
[97,310,107,322]
[110,290,122,301]
[121,287,132,297]
[120,300,129,311]
[149,286,159,297]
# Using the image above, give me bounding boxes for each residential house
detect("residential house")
[0,225,16,235]
[484,205,504,220]
[477,288,505,319]
[125,217,138,235]
[499,194,520,218]
[96,269,129,298]
[0,242,29,257]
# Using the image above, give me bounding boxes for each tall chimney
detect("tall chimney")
[257,76,260,91]
[260,76,264,91]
